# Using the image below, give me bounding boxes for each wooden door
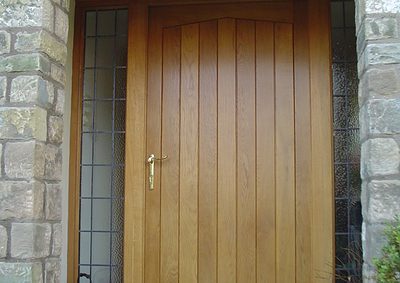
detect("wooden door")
[125,1,333,283]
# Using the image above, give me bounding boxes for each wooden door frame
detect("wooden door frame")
[68,0,333,282]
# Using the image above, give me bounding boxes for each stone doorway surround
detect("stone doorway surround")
[0,0,398,281]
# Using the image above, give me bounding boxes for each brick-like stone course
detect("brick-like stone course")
[0,0,69,280]
[356,0,400,281]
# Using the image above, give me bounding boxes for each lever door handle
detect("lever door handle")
[147,154,168,190]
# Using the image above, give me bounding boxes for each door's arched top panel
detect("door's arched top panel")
[161,17,293,30]
[150,2,293,28]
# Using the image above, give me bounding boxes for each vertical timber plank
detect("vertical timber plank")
[198,20,218,283]
[236,19,256,283]
[144,18,162,283]
[309,0,334,281]
[294,1,313,282]
[255,21,276,283]
[125,1,148,282]
[217,18,237,283]
[275,23,295,283]
[160,27,181,283]
[180,23,200,283]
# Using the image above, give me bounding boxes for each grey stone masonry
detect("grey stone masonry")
[356,0,400,282]
[0,0,69,281]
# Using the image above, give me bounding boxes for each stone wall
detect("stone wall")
[0,0,69,281]
[355,0,400,281]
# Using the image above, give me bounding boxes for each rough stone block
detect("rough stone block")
[55,89,65,115]
[0,76,7,105]
[4,141,45,179]
[48,116,63,144]
[11,223,51,259]
[0,181,44,220]
[365,66,400,97]
[46,183,61,220]
[11,75,54,106]
[364,17,398,40]
[0,262,43,282]
[362,222,387,266]
[361,99,400,137]
[361,138,400,177]
[365,43,400,66]
[0,30,11,54]
[63,0,70,10]
[0,107,47,141]
[45,144,62,180]
[50,63,66,85]
[0,0,54,31]
[366,180,400,223]
[15,30,67,65]
[52,223,61,256]
[363,263,376,283]
[55,6,69,43]
[0,53,50,74]
[365,0,400,13]
[45,258,61,282]
[0,225,7,258]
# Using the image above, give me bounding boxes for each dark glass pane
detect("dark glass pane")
[96,69,114,99]
[93,166,112,197]
[334,96,347,129]
[85,37,95,68]
[336,234,348,266]
[97,11,115,36]
[92,233,111,265]
[79,232,91,264]
[117,10,128,35]
[112,198,124,232]
[96,37,115,67]
[335,164,347,198]
[94,101,113,132]
[334,131,348,163]
[333,63,347,96]
[94,133,112,164]
[93,199,111,231]
[83,69,94,99]
[79,10,127,280]
[331,0,361,279]
[116,36,127,67]
[85,12,96,37]
[332,29,345,62]
[331,2,344,28]
[115,68,127,99]
[114,100,126,131]
[335,199,348,233]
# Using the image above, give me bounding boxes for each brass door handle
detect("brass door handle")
[147,154,168,190]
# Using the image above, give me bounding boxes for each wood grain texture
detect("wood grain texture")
[309,0,334,281]
[150,2,293,26]
[124,1,148,282]
[179,23,200,283]
[255,21,276,283]
[144,15,162,283]
[217,18,237,283]
[160,26,181,283]
[198,20,218,283]
[67,6,85,283]
[275,23,295,283]
[236,19,256,283]
[294,1,313,282]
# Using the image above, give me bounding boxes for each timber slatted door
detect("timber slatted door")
[136,2,333,283]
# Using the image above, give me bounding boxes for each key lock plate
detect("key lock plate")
[147,154,168,190]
